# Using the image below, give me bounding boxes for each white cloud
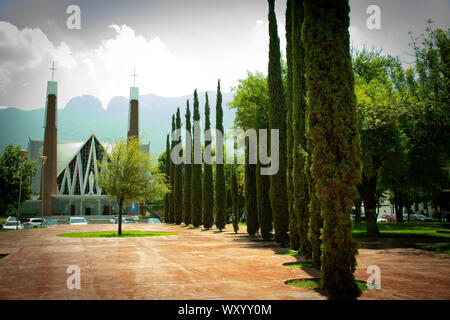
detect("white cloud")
[0,21,76,94]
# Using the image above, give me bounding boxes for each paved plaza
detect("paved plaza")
[0,223,449,300]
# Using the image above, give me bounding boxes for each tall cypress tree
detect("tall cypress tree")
[191,89,203,227]
[267,0,289,247]
[245,139,259,236]
[256,162,272,241]
[164,134,170,223]
[303,0,362,299]
[215,80,227,231]
[174,108,183,224]
[183,100,192,225]
[292,0,311,258]
[202,93,214,229]
[285,0,300,251]
[169,114,176,223]
[231,164,240,234]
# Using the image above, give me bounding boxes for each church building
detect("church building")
[23,67,149,217]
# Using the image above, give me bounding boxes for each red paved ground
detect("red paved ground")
[0,223,449,300]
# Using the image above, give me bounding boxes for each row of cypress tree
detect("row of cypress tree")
[281,0,361,299]
[164,0,362,299]
[163,81,230,233]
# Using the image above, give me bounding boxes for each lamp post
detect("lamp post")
[17,150,28,230]
[40,156,48,222]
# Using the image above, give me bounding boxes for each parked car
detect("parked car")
[147,218,161,224]
[123,217,136,224]
[22,218,44,228]
[67,217,88,225]
[2,221,24,230]
[409,214,433,222]
[43,219,59,226]
[379,214,396,222]
[377,216,389,223]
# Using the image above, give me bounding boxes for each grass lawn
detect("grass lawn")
[276,250,299,256]
[57,230,178,238]
[352,222,450,239]
[416,243,450,255]
[283,262,314,268]
[0,254,6,260]
[286,278,369,292]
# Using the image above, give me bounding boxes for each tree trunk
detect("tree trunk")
[361,174,380,237]
[354,197,362,223]
[394,191,404,223]
[118,200,123,236]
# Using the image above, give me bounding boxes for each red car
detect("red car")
[379,214,396,222]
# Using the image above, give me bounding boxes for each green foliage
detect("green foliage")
[164,135,170,222]
[256,162,272,240]
[245,143,259,236]
[285,0,298,251]
[228,71,269,131]
[169,115,176,223]
[303,0,361,299]
[291,0,311,257]
[268,0,289,247]
[0,144,37,215]
[174,108,183,224]
[183,100,192,225]
[97,137,168,235]
[191,89,203,227]
[202,93,214,229]
[215,80,227,231]
[231,165,240,234]
[228,71,272,238]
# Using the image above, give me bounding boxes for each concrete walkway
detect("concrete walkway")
[0,223,448,300]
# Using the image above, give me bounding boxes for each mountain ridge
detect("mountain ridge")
[0,92,236,156]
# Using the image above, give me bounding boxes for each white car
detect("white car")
[67,217,88,225]
[2,221,24,230]
[377,216,388,223]
[22,218,44,228]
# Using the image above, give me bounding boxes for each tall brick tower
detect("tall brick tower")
[128,69,139,140]
[41,63,58,216]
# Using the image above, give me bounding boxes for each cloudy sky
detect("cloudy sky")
[0,0,449,110]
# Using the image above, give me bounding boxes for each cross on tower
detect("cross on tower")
[131,68,138,87]
[49,61,57,81]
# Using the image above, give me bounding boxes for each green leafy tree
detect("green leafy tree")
[303,0,362,299]
[215,80,227,231]
[228,71,272,238]
[191,89,203,227]
[183,100,192,225]
[353,49,410,236]
[268,0,289,247]
[203,93,214,229]
[0,144,37,217]
[97,137,168,235]
[174,108,183,224]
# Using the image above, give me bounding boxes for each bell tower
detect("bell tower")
[128,68,139,140]
[41,61,58,216]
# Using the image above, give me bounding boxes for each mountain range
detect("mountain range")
[0,92,236,156]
